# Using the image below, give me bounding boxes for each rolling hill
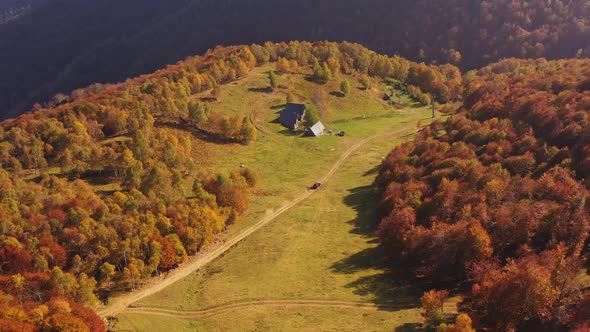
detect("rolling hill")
[0,41,458,331]
[1,32,589,329]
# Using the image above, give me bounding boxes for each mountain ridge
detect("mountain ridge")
[1,0,589,120]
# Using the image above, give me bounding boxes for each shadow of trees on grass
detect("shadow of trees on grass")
[248,86,273,93]
[395,323,424,332]
[341,185,382,237]
[330,185,422,312]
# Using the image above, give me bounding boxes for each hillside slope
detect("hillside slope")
[2,0,589,120]
[377,58,590,331]
[0,41,457,331]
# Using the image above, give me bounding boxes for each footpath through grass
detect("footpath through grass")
[114,121,431,331]
[191,64,429,240]
[110,65,435,331]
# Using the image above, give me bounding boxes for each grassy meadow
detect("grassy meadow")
[111,65,436,331]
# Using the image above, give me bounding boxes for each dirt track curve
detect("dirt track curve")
[124,299,410,319]
[97,124,420,319]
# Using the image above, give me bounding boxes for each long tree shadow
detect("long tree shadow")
[155,118,243,145]
[395,323,424,332]
[331,185,422,309]
[277,128,305,137]
[342,185,382,237]
[271,103,286,110]
[248,86,273,93]
[364,164,381,177]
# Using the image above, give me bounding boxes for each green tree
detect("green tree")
[147,240,162,276]
[304,104,321,127]
[131,130,150,161]
[250,44,270,64]
[122,259,144,291]
[321,62,332,83]
[50,267,78,298]
[99,262,116,289]
[269,71,278,91]
[360,76,371,90]
[312,57,322,81]
[77,273,98,305]
[340,79,351,96]
[28,137,46,169]
[141,163,172,196]
[239,117,257,144]
[123,160,143,190]
[188,101,208,125]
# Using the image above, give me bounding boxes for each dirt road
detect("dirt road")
[97,125,419,318]
[124,299,410,319]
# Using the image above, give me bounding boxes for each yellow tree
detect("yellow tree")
[236,59,249,77]
[276,57,290,73]
[289,59,299,73]
[327,57,341,77]
[321,62,333,82]
[241,47,257,69]
[76,273,98,305]
[99,262,116,289]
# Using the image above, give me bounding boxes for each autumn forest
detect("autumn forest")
[0,1,590,331]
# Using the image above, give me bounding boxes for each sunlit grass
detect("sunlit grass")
[111,66,435,331]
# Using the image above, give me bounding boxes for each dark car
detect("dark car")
[310,182,322,190]
[336,131,346,137]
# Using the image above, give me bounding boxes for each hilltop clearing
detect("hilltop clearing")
[0,41,454,330]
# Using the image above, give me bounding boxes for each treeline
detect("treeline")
[2,0,589,120]
[376,58,590,331]
[0,41,458,330]
[1,41,458,173]
[0,44,262,330]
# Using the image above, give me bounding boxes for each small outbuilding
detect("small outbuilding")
[280,103,306,129]
[308,121,325,137]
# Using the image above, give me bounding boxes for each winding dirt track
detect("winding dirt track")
[97,125,419,319]
[124,299,410,319]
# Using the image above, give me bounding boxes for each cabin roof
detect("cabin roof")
[309,121,325,137]
[280,103,306,128]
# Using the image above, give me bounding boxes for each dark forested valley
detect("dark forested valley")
[1,0,590,120]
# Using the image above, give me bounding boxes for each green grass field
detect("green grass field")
[190,64,430,238]
[116,306,422,332]
[111,65,436,331]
